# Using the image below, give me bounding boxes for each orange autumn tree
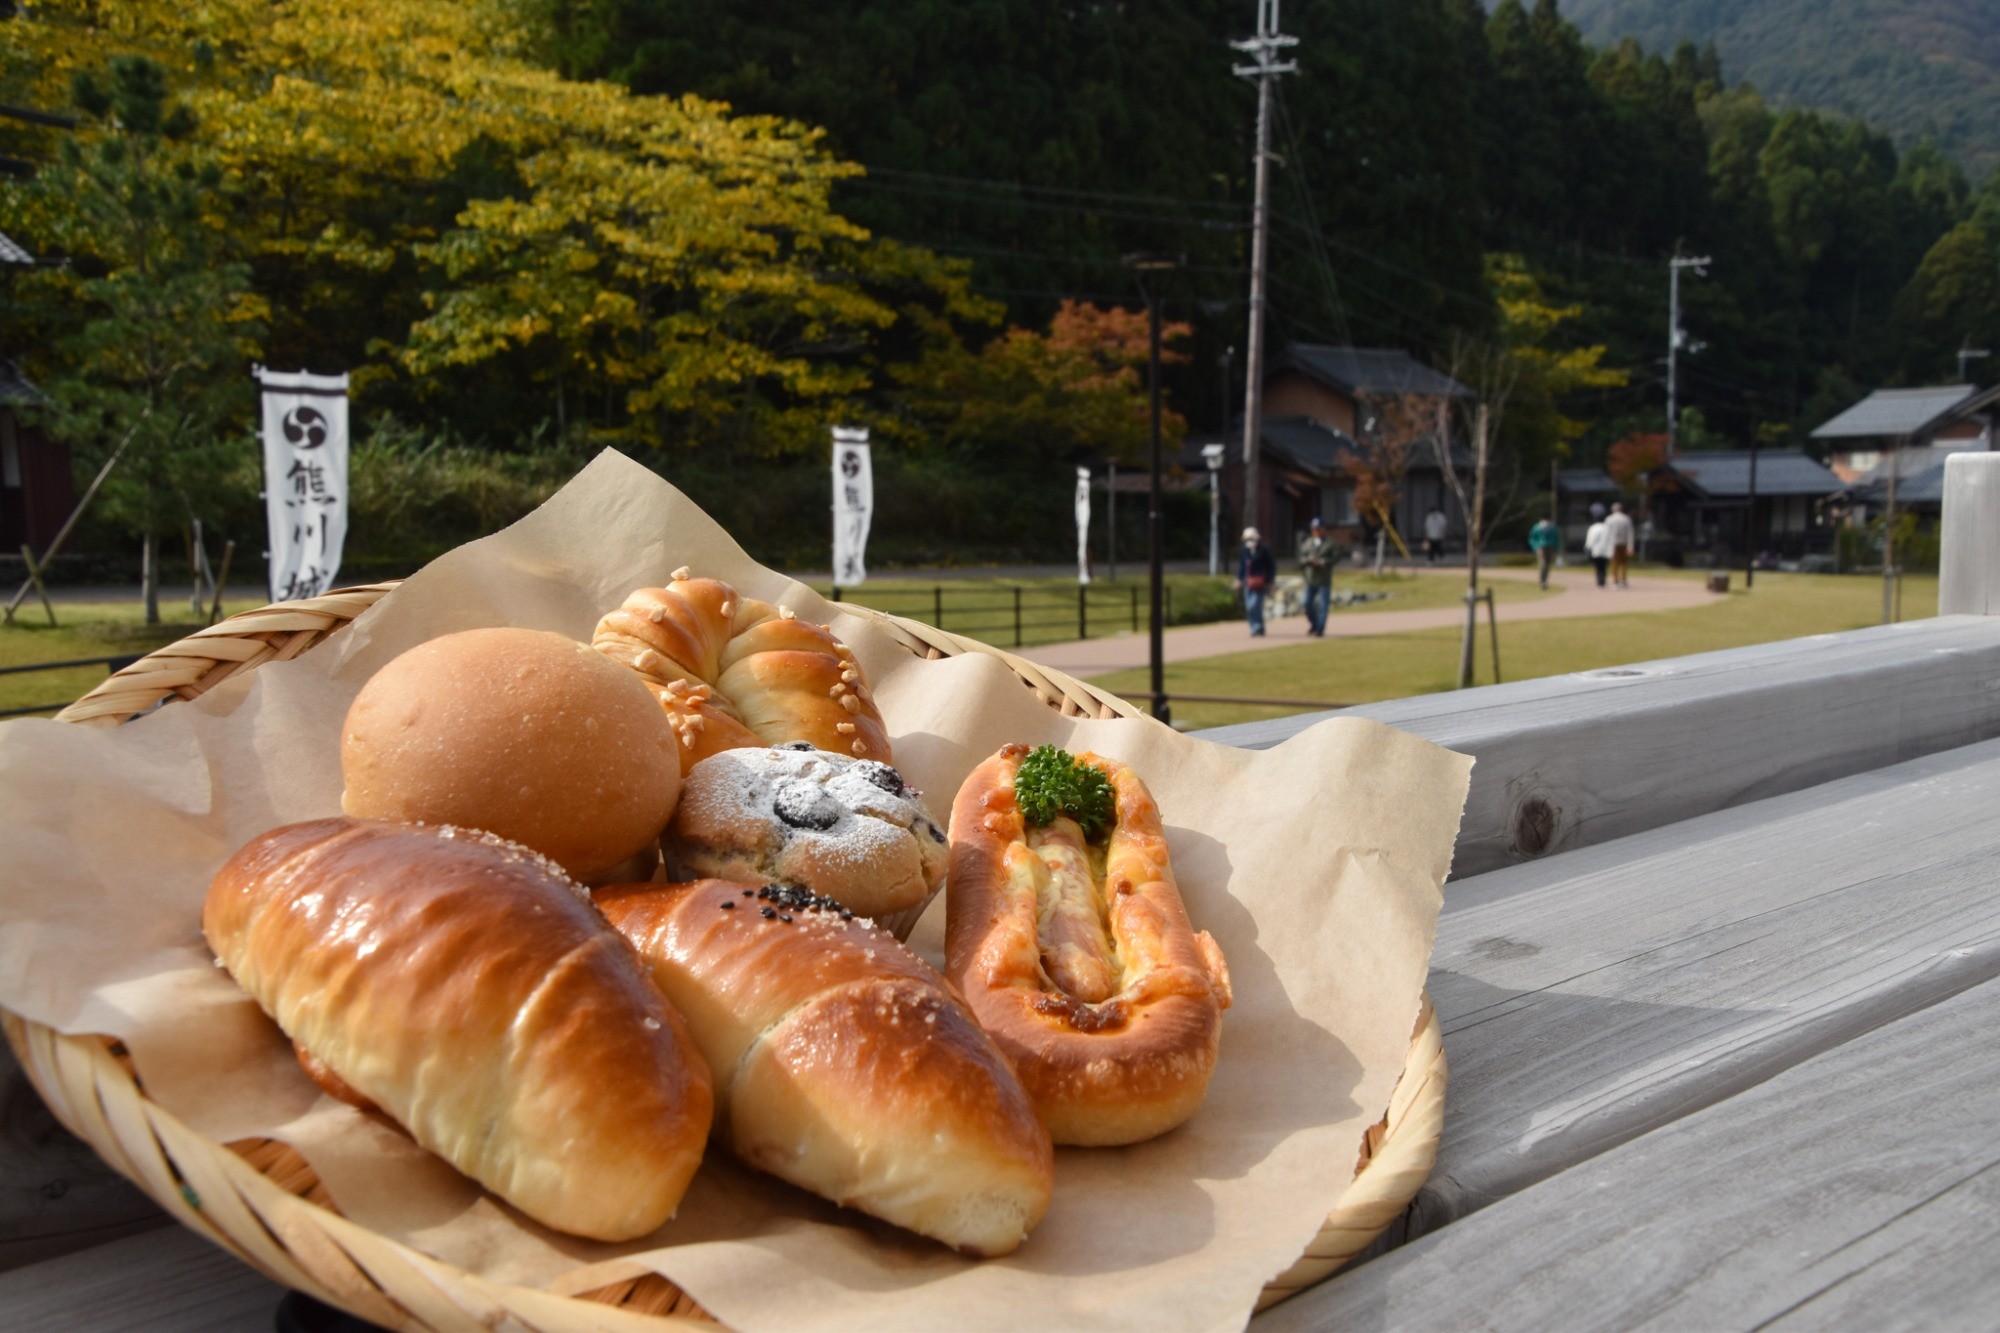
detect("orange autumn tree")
[895,299,1192,467]
[1606,431,1676,510]
[1345,391,1435,573]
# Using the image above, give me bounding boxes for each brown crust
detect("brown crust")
[592,578,894,767]
[338,627,683,883]
[203,818,714,1242]
[945,746,1232,1146]
[594,878,1054,1257]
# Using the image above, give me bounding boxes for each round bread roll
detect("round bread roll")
[663,743,947,936]
[341,627,682,882]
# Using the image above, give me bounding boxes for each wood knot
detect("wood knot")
[1509,794,1560,858]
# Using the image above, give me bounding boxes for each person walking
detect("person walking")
[1423,506,1449,565]
[1605,501,1636,588]
[1528,515,1561,590]
[1297,517,1335,637]
[1235,526,1277,636]
[1585,512,1612,588]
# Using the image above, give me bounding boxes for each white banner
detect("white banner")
[832,426,873,587]
[1075,466,1092,585]
[256,366,350,602]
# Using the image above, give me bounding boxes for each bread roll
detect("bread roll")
[663,744,947,934]
[946,745,1232,1146]
[591,575,893,768]
[203,817,713,1242]
[594,878,1054,1257]
[340,627,682,882]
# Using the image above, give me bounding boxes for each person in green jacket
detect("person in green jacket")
[1297,517,1335,637]
[1528,515,1561,590]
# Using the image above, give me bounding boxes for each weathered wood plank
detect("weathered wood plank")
[1940,452,2000,615]
[0,1043,165,1274]
[1259,974,2000,1332]
[1196,614,2000,878]
[1392,736,2000,1250]
[0,1222,281,1333]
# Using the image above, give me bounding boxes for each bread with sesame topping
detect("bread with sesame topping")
[663,744,948,937]
[594,878,1054,1257]
[203,818,714,1242]
[946,744,1233,1146]
[591,574,893,770]
[339,626,682,883]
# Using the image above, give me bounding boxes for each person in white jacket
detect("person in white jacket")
[1584,515,1612,587]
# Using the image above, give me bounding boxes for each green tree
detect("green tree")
[1889,221,2000,382]
[25,56,262,622]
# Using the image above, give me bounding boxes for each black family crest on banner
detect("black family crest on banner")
[255,367,350,602]
[831,425,872,587]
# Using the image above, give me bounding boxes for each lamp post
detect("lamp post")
[1125,251,1183,724]
[1202,442,1225,576]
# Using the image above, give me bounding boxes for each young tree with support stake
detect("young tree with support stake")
[1433,343,1523,690]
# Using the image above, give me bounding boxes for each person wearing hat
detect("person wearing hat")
[1235,525,1278,636]
[1297,516,1335,637]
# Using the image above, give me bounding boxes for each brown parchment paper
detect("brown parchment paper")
[0,450,1469,1332]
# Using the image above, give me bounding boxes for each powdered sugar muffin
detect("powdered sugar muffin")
[663,744,948,937]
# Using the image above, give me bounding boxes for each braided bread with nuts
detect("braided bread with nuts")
[592,571,893,768]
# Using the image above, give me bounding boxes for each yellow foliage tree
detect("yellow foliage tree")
[1485,252,1630,471]
[3,1,981,450]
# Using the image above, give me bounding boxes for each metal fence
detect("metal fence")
[830,583,1173,648]
[0,654,142,719]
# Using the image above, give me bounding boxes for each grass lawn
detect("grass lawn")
[1086,570,1942,731]
[0,599,269,718]
[812,569,1540,649]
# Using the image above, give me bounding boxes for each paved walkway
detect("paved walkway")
[1017,565,1725,676]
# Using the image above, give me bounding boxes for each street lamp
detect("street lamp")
[1202,442,1226,576]
[1124,251,1184,725]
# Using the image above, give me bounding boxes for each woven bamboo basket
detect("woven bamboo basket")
[6,580,1447,1328]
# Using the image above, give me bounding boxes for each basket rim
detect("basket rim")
[20,578,1445,1327]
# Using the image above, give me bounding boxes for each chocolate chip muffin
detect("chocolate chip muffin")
[662,744,948,937]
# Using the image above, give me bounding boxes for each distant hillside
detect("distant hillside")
[1557,0,2000,178]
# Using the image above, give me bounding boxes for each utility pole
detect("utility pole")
[1126,253,1183,724]
[1958,344,1990,384]
[1666,252,1710,457]
[1232,0,1296,535]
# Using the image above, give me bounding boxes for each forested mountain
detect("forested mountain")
[548,0,2000,459]
[1556,0,2000,177]
[13,0,2000,573]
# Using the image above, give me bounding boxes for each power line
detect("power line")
[860,165,1243,218]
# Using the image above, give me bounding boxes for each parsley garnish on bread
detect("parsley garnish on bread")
[1012,745,1116,840]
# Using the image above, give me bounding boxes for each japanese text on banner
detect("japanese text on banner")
[256,367,350,602]
[832,425,872,587]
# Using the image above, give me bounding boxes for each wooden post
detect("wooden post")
[1485,587,1502,684]
[1939,454,2000,614]
[208,540,236,626]
[1882,437,1902,625]
[11,546,56,627]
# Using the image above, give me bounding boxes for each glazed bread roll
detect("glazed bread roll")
[340,627,682,883]
[946,744,1233,1146]
[591,573,893,769]
[204,818,713,1242]
[664,744,947,935]
[594,878,1054,1257]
